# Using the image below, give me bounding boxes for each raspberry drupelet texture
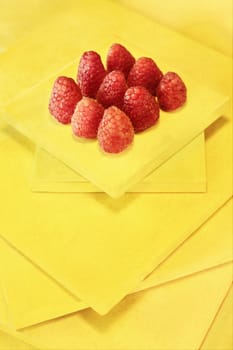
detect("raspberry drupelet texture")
[156,72,187,111]
[77,51,106,98]
[127,57,163,96]
[97,70,128,109]
[71,97,104,139]
[97,106,134,153]
[107,43,135,78]
[48,76,82,124]
[123,86,160,133]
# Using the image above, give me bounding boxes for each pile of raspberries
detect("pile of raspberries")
[49,43,187,154]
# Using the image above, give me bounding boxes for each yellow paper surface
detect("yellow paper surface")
[0,0,72,53]
[201,285,233,350]
[19,264,232,350]
[137,197,233,291]
[1,2,230,350]
[0,0,232,315]
[0,196,231,329]
[0,280,9,326]
[119,0,232,57]
[0,323,38,350]
[0,265,231,349]
[0,100,231,315]
[32,133,206,193]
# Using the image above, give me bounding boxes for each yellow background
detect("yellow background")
[0,0,232,348]
[118,0,232,56]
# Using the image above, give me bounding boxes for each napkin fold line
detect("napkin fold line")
[198,282,233,350]
[144,196,233,282]
[0,322,40,349]
[0,235,88,307]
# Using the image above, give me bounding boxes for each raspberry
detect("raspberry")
[71,97,104,139]
[156,72,187,111]
[77,51,106,98]
[127,57,163,96]
[97,106,134,153]
[48,76,82,124]
[96,70,128,109]
[107,43,135,78]
[123,86,160,133]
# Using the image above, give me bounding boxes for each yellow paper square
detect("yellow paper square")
[32,133,206,193]
[0,324,38,349]
[201,286,233,350]
[3,61,228,197]
[19,264,233,350]
[0,196,231,329]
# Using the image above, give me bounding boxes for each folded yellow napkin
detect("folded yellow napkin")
[1,264,231,349]
[18,264,232,350]
[32,133,206,193]
[4,51,225,197]
[201,285,233,350]
[0,97,231,315]
[119,0,232,57]
[0,196,231,329]
[0,0,71,53]
[0,323,38,349]
[0,0,231,316]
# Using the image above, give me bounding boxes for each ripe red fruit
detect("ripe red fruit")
[48,76,82,124]
[156,72,187,111]
[127,57,163,96]
[107,43,135,78]
[77,51,106,98]
[96,70,128,109]
[71,97,104,139]
[97,106,134,153]
[123,86,160,133]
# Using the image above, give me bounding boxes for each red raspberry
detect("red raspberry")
[123,86,160,133]
[97,106,134,153]
[71,97,104,139]
[107,43,135,78]
[127,57,163,95]
[77,51,106,98]
[96,70,128,109]
[48,76,82,124]
[156,72,187,111]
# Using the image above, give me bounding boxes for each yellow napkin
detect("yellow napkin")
[32,133,206,193]
[0,0,72,53]
[136,197,233,292]
[1,264,231,349]
[0,94,231,315]
[3,50,226,198]
[0,280,8,326]
[0,323,39,349]
[0,1,232,348]
[18,264,232,350]
[119,0,232,57]
[0,196,231,329]
[201,285,233,350]
[0,0,232,315]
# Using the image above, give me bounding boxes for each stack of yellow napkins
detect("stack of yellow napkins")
[0,0,232,349]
